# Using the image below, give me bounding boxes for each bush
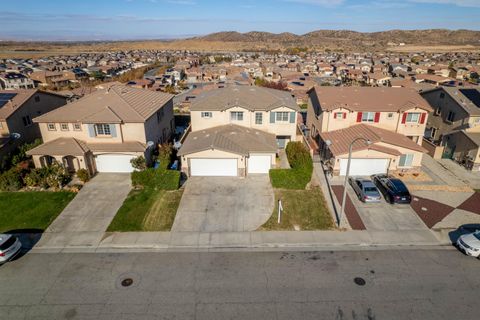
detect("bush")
[22,163,71,189]
[131,168,180,190]
[130,156,146,171]
[76,169,90,183]
[0,168,24,191]
[270,141,313,190]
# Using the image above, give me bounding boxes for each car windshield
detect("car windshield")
[391,180,408,193]
[0,236,16,250]
[364,187,378,193]
[474,232,480,241]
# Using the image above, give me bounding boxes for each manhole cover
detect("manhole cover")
[121,278,133,287]
[354,277,366,286]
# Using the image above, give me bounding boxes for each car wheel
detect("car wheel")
[389,196,394,204]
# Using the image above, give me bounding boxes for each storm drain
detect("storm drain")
[116,272,141,289]
[121,278,133,287]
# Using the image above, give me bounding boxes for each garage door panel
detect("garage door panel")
[95,154,136,173]
[339,158,389,176]
[247,155,271,174]
[190,158,237,176]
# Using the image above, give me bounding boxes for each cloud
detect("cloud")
[408,0,480,8]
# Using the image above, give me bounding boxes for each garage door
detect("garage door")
[339,158,389,176]
[247,155,271,174]
[190,158,237,176]
[95,154,136,173]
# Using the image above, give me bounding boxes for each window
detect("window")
[446,111,455,122]
[361,112,375,122]
[74,123,82,131]
[430,127,437,139]
[387,113,394,119]
[156,109,164,123]
[335,112,344,120]
[440,92,445,99]
[255,112,263,125]
[34,96,40,103]
[230,111,243,121]
[47,123,56,131]
[95,124,111,135]
[22,115,32,127]
[435,107,442,116]
[399,154,414,167]
[201,112,212,118]
[406,113,420,123]
[275,112,289,122]
[60,123,69,131]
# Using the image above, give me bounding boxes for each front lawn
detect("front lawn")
[0,191,76,232]
[259,188,334,231]
[107,189,184,232]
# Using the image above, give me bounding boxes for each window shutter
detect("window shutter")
[420,113,426,124]
[333,112,337,119]
[356,112,362,122]
[270,112,275,124]
[401,113,407,124]
[374,112,380,123]
[290,112,295,123]
[88,124,95,137]
[343,112,347,119]
[110,124,117,137]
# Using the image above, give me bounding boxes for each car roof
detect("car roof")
[0,234,12,246]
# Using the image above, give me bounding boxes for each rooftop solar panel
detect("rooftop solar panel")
[459,89,480,109]
[0,93,17,108]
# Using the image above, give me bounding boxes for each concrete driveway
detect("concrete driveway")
[172,175,274,232]
[47,173,131,233]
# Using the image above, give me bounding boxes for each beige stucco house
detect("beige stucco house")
[27,84,174,175]
[307,86,433,176]
[179,85,299,177]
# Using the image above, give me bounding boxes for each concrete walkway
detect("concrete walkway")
[278,149,290,169]
[37,173,131,248]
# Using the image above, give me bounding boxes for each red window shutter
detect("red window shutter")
[420,113,426,124]
[374,112,380,123]
[343,112,347,119]
[356,112,362,122]
[401,113,407,124]
[333,112,337,119]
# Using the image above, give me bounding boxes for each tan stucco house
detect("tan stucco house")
[27,84,174,175]
[179,85,299,177]
[307,86,433,176]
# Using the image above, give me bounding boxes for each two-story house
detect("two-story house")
[421,87,480,171]
[0,89,67,162]
[307,87,432,176]
[0,72,35,90]
[27,84,174,175]
[178,86,299,177]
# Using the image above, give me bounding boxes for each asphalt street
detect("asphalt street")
[0,247,478,319]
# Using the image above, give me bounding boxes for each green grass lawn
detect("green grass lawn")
[0,191,76,232]
[259,188,335,231]
[107,188,184,232]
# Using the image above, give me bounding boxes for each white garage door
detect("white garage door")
[339,158,389,176]
[247,155,271,174]
[190,158,237,176]
[95,154,136,173]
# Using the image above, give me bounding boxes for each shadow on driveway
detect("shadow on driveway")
[448,224,480,245]
[2,229,43,263]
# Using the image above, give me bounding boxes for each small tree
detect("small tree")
[76,169,90,183]
[130,156,147,171]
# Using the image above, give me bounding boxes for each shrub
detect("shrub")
[24,169,43,187]
[130,156,147,171]
[0,168,24,191]
[76,169,90,183]
[270,141,313,190]
[131,168,180,190]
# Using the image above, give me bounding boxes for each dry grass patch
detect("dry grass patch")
[142,190,184,231]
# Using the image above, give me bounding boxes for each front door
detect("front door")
[276,136,290,149]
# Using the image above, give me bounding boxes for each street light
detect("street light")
[339,137,372,228]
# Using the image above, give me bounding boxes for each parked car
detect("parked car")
[456,231,480,258]
[348,178,381,203]
[371,174,412,204]
[0,234,22,265]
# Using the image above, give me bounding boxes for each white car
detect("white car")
[0,234,22,265]
[456,231,480,258]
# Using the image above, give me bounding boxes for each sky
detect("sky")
[1,0,480,41]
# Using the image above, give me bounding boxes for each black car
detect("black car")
[371,174,412,204]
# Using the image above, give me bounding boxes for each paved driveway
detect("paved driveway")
[47,173,131,233]
[172,175,274,232]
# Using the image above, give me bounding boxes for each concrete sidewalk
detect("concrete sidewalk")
[31,228,443,253]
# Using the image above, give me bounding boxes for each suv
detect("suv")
[372,174,412,204]
[0,234,22,265]
[456,231,480,258]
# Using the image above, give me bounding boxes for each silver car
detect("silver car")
[349,178,382,203]
[0,234,22,265]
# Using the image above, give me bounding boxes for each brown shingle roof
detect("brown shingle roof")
[178,124,277,156]
[26,137,89,156]
[319,124,426,156]
[191,86,299,112]
[308,86,433,112]
[33,84,173,123]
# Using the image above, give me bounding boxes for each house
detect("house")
[0,72,35,90]
[178,85,300,177]
[421,87,480,171]
[29,71,70,88]
[27,84,174,175]
[0,89,67,161]
[307,87,432,176]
